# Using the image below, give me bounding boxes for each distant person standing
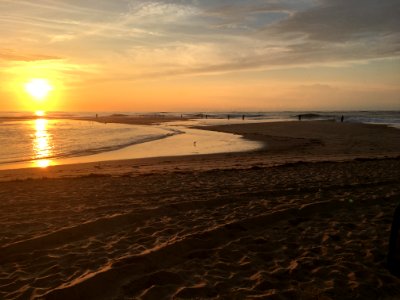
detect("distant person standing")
[298,115,302,121]
[242,115,245,120]
[341,115,344,123]
[227,115,230,120]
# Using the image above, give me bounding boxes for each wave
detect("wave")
[0,126,183,166]
[48,129,183,161]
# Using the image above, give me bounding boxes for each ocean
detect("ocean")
[0,118,177,166]
[0,111,399,169]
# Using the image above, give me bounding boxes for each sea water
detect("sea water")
[0,115,264,170]
[0,111,398,169]
[0,118,178,167]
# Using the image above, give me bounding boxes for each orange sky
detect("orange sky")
[1,0,399,112]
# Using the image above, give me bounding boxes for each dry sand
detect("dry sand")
[0,121,400,299]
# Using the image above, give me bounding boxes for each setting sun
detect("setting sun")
[25,79,53,101]
[35,110,45,117]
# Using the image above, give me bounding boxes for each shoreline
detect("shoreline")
[0,116,264,171]
[1,114,400,172]
[0,120,399,181]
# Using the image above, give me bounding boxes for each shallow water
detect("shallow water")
[55,125,263,166]
[0,120,263,170]
[1,110,398,170]
[0,119,178,169]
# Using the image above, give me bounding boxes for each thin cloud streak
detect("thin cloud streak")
[0,0,110,16]
[0,49,62,62]
[272,0,400,42]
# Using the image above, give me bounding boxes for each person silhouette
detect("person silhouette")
[341,115,344,123]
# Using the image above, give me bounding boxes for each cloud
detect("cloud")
[1,0,399,82]
[0,49,62,62]
[265,0,400,65]
[213,0,400,74]
[273,0,400,42]
[128,1,199,19]
[124,0,400,77]
[203,1,291,18]
[0,0,112,17]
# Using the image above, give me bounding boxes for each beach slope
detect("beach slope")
[0,121,400,299]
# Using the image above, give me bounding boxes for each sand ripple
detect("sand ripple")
[1,159,400,299]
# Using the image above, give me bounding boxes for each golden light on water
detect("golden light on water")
[33,118,53,168]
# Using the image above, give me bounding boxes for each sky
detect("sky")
[0,0,399,112]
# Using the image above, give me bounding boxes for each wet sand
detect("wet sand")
[78,115,187,125]
[1,121,400,299]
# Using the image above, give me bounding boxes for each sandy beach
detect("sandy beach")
[1,120,400,299]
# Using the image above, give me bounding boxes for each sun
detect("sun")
[35,110,45,117]
[25,79,53,101]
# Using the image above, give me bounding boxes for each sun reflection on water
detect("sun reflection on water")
[33,118,53,168]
